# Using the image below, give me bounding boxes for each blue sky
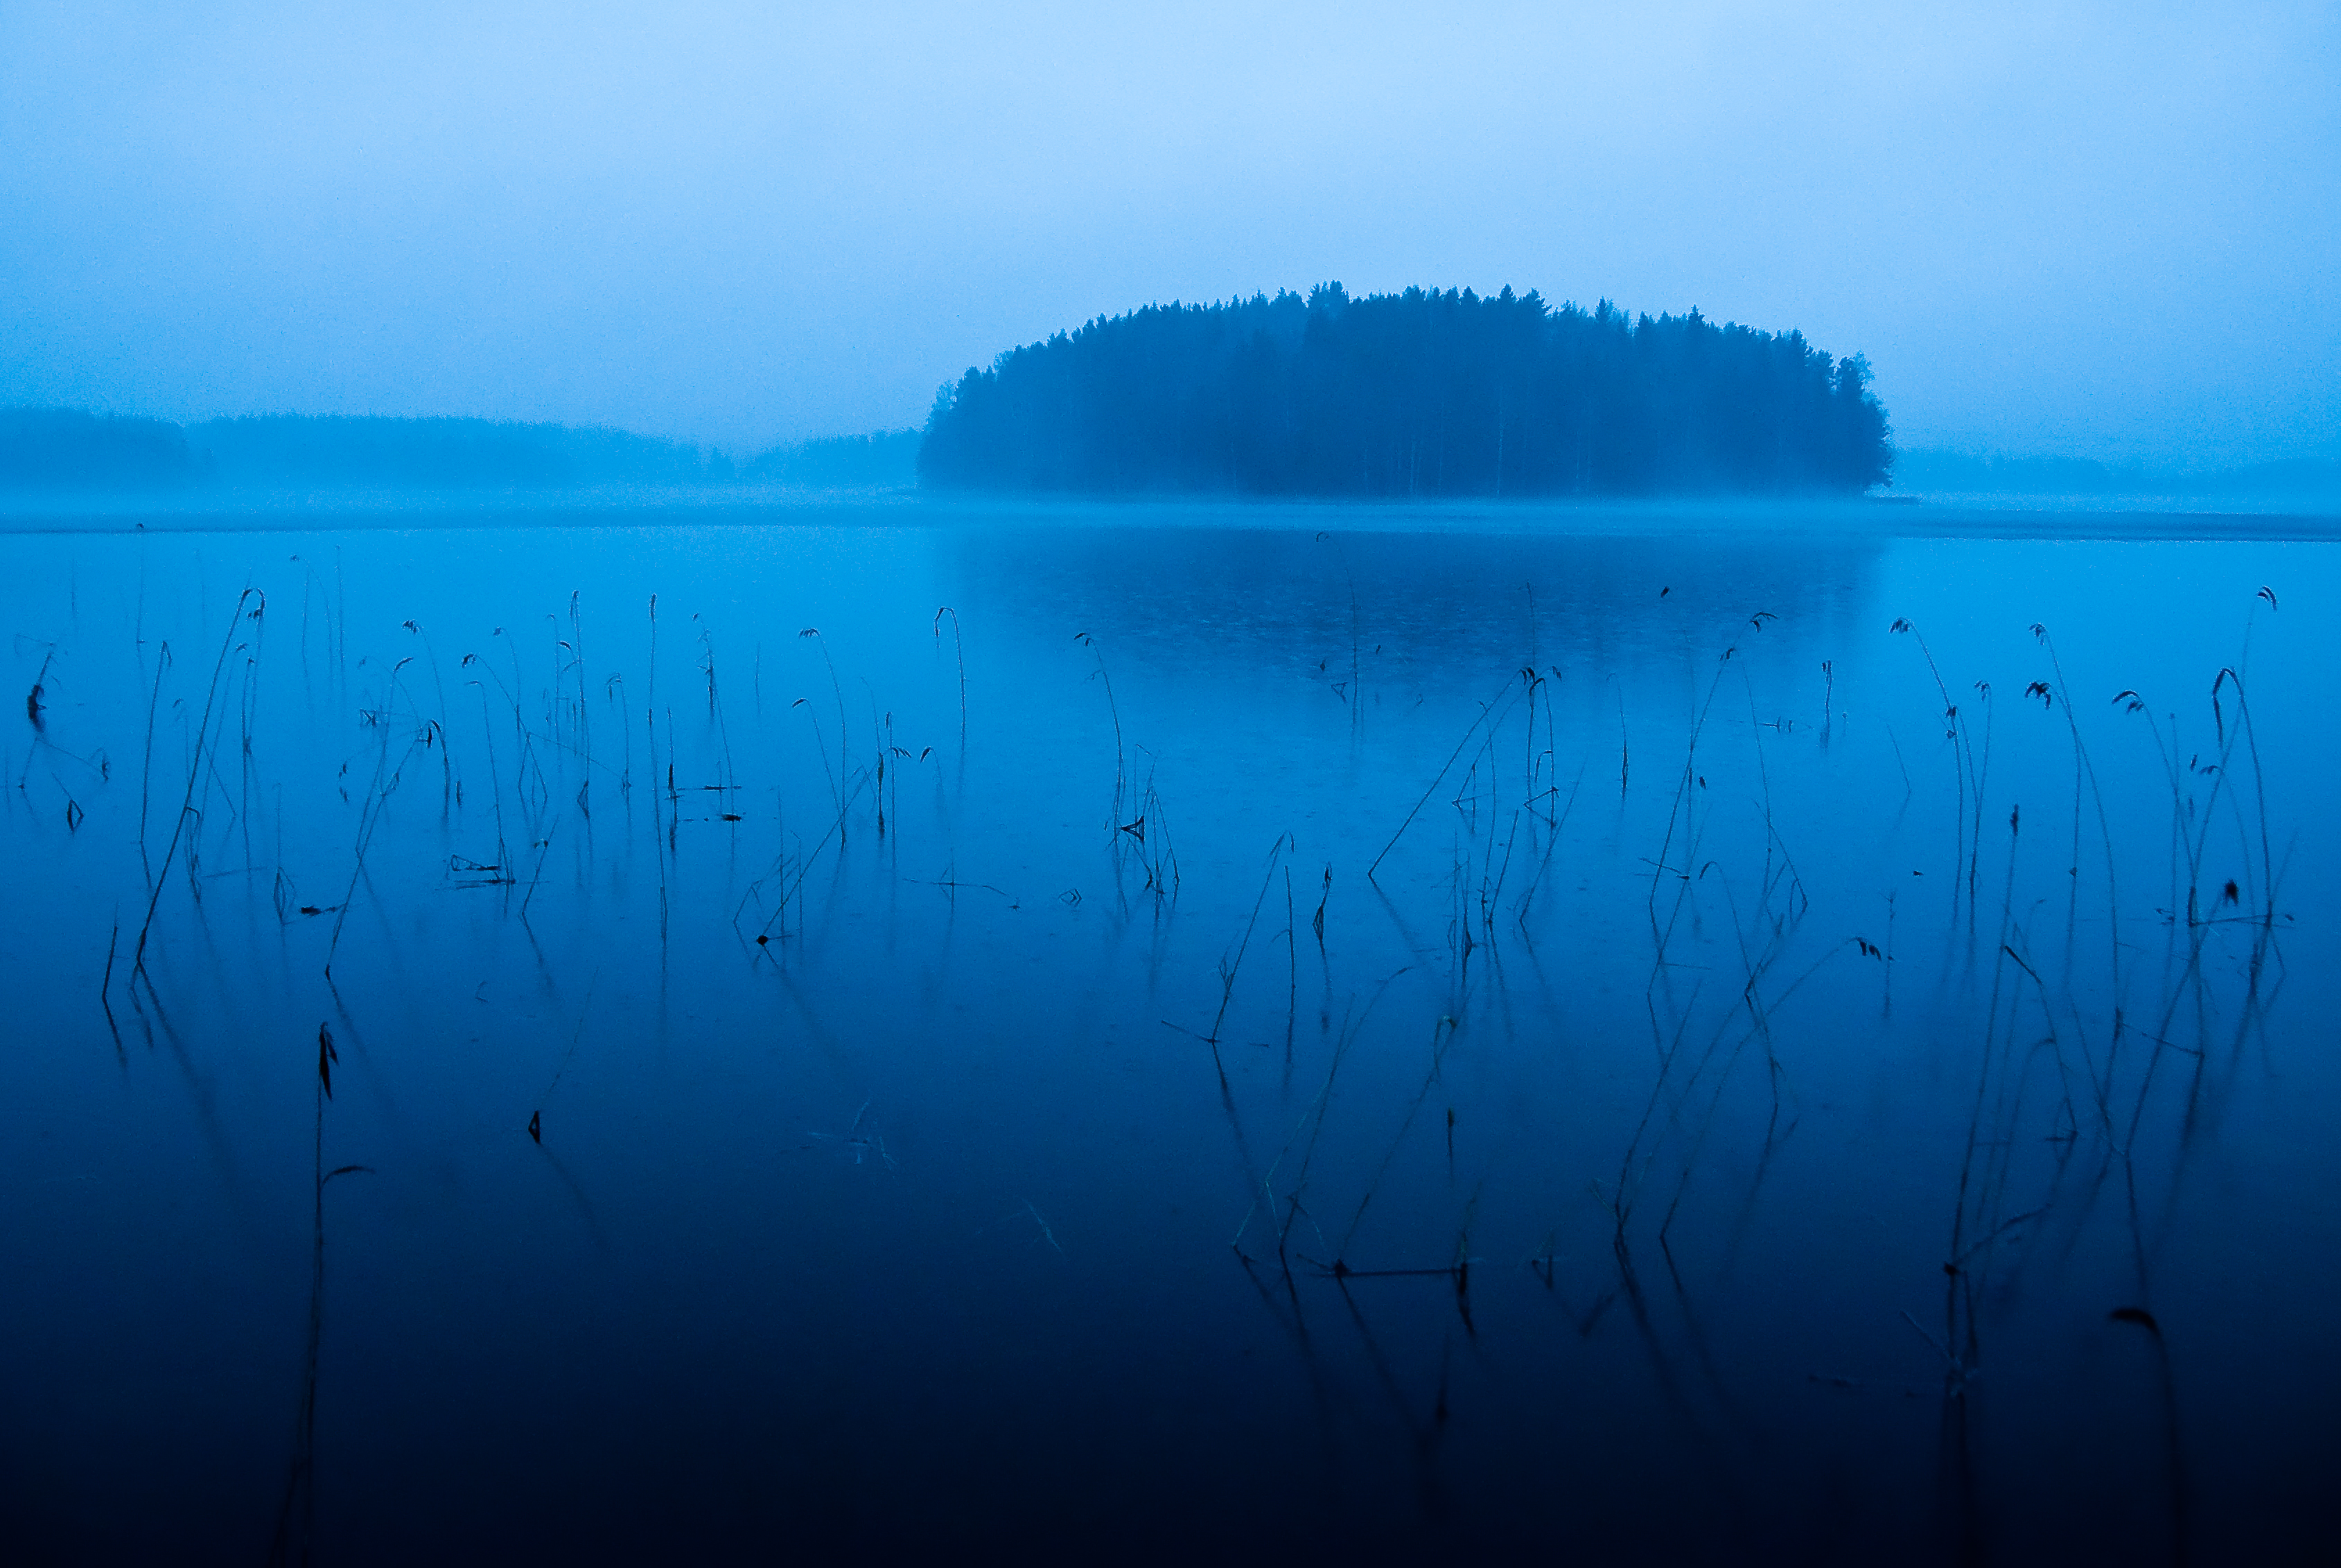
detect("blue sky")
[2,1,2333,464]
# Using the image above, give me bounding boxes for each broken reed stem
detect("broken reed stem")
[1888,618,1979,919]
[1273,968,1408,1253]
[1617,683,1630,798]
[326,689,415,975]
[139,640,173,888]
[936,606,967,756]
[607,673,632,798]
[1207,836,1291,1057]
[131,588,259,985]
[748,768,872,943]
[270,1029,370,1568]
[796,696,844,827]
[2213,665,2276,927]
[1074,633,1128,822]
[519,824,556,925]
[471,682,511,874]
[800,628,851,833]
[570,592,591,804]
[99,919,120,1037]
[1367,678,1523,881]
[1337,1015,1457,1259]
[2034,627,2125,1074]
[703,628,739,796]
[1283,863,1297,1064]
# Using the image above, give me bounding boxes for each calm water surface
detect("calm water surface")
[3,499,2336,1562]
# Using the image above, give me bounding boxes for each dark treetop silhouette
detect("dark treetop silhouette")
[920,283,1891,497]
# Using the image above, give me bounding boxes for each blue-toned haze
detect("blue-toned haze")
[1,0,2333,466]
[8,8,2341,1558]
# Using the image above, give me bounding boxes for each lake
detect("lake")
[3,496,2335,1562]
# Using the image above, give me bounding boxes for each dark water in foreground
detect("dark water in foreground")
[3,501,2337,1562]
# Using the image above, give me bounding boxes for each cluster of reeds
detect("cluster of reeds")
[22,538,2297,1561]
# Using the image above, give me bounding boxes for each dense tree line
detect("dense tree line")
[1,408,929,493]
[743,428,919,488]
[0,409,198,489]
[190,415,708,488]
[0,412,723,491]
[919,284,1891,496]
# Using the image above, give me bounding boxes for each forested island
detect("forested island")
[919,284,1892,497]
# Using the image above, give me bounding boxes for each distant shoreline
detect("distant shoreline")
[6,489,2336,547]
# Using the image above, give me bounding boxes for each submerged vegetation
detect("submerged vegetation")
[0,518,2315,1558]
[919,284,1893,497]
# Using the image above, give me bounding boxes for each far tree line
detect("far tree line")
[0,411,918,492]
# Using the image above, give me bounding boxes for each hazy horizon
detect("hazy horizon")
[3,2,2335,467]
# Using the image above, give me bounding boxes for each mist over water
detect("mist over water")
[5,499,2334,1561]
